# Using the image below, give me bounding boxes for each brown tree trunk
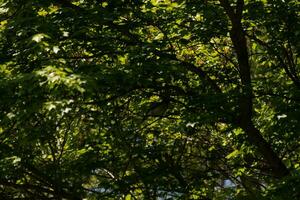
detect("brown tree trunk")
[219,0,289,178]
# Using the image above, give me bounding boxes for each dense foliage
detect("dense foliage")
[0,0,299,199]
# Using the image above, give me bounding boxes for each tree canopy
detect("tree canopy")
[0,0,299,199]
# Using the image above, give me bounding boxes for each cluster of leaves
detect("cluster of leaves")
[0,0,299,199]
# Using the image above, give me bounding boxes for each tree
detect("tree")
[0,0,299,199]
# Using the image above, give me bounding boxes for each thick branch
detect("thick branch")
[153,50,222,93]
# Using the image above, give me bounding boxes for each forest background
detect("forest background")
[0,0,299,199]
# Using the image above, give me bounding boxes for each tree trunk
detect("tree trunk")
[220,0,289,178]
